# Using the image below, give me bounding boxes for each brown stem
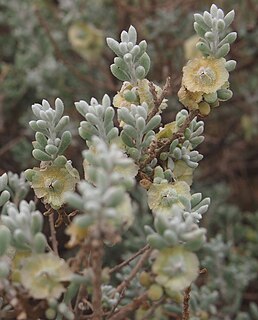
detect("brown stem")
[141,297,165,320]
[182,286,191,320]
[108,292,148,320]
[107,247,152,319]
[48,213,59,255]
[91,237,104,320]
[139,109,199,171]
[147,76,171,122]
[109,244,150,274]
[116,247,152,294]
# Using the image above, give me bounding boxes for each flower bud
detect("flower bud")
[139,271,152,288]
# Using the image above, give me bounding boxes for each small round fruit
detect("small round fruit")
[147,284,164,301]
[198,101,211,116]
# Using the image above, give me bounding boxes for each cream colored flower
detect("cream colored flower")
[173,160,194,186]
[152,247,199,293]
[113,79,167,113]
[138,79,167,112]
[178,85,203,110]
[148,181,191,214]
[20,253,72,299]
[156,121,177,139]
[65,222,89,248]
[182,57,229,94]
[184,35,202,60]
[27,163,79,209]
[68,22,104,62]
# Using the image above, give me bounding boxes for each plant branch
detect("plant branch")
[108,292,148,320]
[91,235,104,320]
[147,76,171,122]
[139,109,199,171]
[48,212,59,255]
[106,247,152,319]
[109,244,150,274]
[116,247,152,294]
[182,286,191,320]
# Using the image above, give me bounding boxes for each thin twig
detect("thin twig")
[107,247,152,319]
[182,286,191,320]
[141,297,165,320]
[109,244,150,274]
[108,292,148,320]
[116,247,152,294]
[48,213,59,255]
[147,76,171,122]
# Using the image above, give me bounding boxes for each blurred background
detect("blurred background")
[0,0,258,318]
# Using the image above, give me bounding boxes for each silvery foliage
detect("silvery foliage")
[0,172,30,214]
[145,192,209,252]
[65,137,135,229]
[118,103,161,161]
[168,110,204,169]
[190,234,258,320]
[0,174,10,208]
[194,4,237,64]
[102,285,120,308]
[190,284,219,318]
[0,200,46,253]
[202,236,257,315]
[75,94,118,145]
[6,172,30,204]
[29,98,72,161]
[115,264,143,306]
[107,25,151,84]
[191,283,258,320]
[235,304,258,320]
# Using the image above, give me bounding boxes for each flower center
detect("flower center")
[196,67,216,85]
[163,256,186,276]
[161,189,178,207]
[45,178,63,192]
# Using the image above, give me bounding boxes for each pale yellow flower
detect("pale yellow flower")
[20,253,72,299]
[113,79,167,113]
[178,85,203,110]
[152,247,199,293]
[68,22,104,62]
[113,82,134,109]
[156,121,177,139]
[182,57,229,94]
[173,160,194,186]
[184,35,202,60]
[138,79,167,112]
[148,181,191,214]
[65,222,89,248]
[27,163,79,210]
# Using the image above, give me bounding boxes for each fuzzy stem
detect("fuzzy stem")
[49,213,59,255]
